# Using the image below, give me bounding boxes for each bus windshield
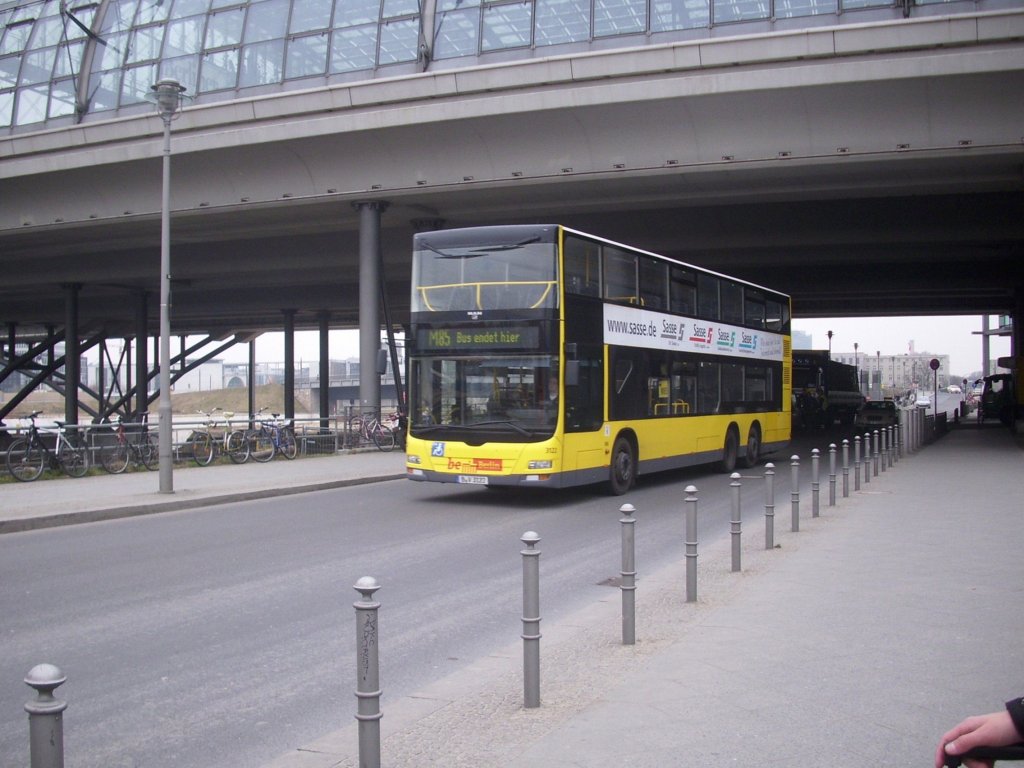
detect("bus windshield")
[412,234,558,313]
[410,355,559,440]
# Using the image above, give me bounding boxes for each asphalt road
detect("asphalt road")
[0,412,944,768]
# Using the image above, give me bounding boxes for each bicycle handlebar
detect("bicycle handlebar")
[944,745,1024,767]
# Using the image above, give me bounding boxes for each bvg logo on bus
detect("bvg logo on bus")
[446,457,503,472]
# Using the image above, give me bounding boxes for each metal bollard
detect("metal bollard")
[619,504,637,646]
[25,664,66,768]
[828,443,837,506]
[842,439,850,498]
[730,473,742,572]
[684,486,699,603]
[873,430,880,477]
[894,423,901,463]
[790,455,800,532]
[521,531,542,708]
[353,577,382,768]
[888,426,895,468]
[880,428,888,473]
[854,435,862,491]
[864,433,872,483]
[764,463,775,550]
[811,449,820,518]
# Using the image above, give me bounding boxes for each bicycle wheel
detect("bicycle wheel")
[102,442,130,474]
[140,434,159,471]
[191,432,215,466]
[226,429,249,464]
[279,427,298,460]
[372,425,396,452]
[60,441,89,477]
[249,431,275,463]
[7,438,45,482]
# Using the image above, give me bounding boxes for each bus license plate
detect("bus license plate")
[458,475,489,485]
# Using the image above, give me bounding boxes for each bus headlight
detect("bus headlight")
[528,460,553,470]
[407,454,421,464]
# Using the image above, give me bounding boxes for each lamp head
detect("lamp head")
[148,78,188,120]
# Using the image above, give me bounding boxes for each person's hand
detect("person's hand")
[935,710,1020,768]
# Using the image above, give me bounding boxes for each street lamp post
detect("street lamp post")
[854,342,859,394]
[827,330,833,357]
[150,78,187,494]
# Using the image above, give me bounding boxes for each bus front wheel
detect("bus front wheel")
[740,425,761,469]
[719,428,739,473]
[608,436,636,495]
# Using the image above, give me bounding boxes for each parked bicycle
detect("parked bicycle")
[188,408,247,466]
[348,411,398,452]
[100,413,158,474]
[247,408,297,462]
[5,411,89,481]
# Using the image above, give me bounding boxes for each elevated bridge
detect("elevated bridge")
[1,2,1022,422]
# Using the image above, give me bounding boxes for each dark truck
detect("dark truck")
[792,350,865,429]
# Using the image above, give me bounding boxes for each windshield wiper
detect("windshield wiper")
[463,420,532,436]
[468,236,541,254]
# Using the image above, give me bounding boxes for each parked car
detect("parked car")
[854,400,899,430]
[946,385,962,394]
[915,394,932,408]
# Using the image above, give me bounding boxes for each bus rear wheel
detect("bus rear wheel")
[608,436,636,495]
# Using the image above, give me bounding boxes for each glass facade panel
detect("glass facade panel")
[330,24,378,71]
[535,0,590,46]
[136,0,172,25]
[713,0,770,23]
[1,19,34,55]
[171,0,211,20]
[102,0,142,34]
[435,8,481,59]
[19,47,56,85]
[775,0,837,16]
[15,82,47,124]
[28,14,64,48]
[286,32,329,77]
[161,53,200,94]
[53,42,84,78]
[63,7,97,40]
[0,55,19,88]
[0,90,13,127]
[382,0,419,18]
[49,79,77,117]
[335,0,380,28]
[482,2,533,51]
[239,39,284,86]
[128,25,166,64]
[200,48,240,90]
[122,62,158,103]
[91,69,121,111]
[594,0,646,37]
[206,8,246,48]
[164,16,205,58]
[245,0,290,43]
[840,0,892,7]
[99,32,130,69]
[377,18,418,64]
[291,0,334,33]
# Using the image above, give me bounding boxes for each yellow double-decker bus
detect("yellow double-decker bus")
[405,225,791,494]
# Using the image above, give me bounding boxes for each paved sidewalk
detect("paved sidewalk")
[0,449,406,534]
[262,424,1023,768]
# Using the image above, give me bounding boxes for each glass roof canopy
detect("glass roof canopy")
[0,0,982,134]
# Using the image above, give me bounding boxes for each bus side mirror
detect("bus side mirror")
[377,349,389,376]
[565,360,580,387]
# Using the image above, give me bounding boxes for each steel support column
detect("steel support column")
[283,309,296,421]
[63,283,81,428]
[135,292,149,421]
[319,311,330,430]
[356,201,388,418]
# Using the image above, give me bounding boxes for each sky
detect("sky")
[210,314,1012,380]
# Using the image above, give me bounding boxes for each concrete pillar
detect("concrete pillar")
[356,201,388,417]
[248,339,256,424]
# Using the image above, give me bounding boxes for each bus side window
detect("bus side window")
[565,348,604,432]
[604,247,638,304]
